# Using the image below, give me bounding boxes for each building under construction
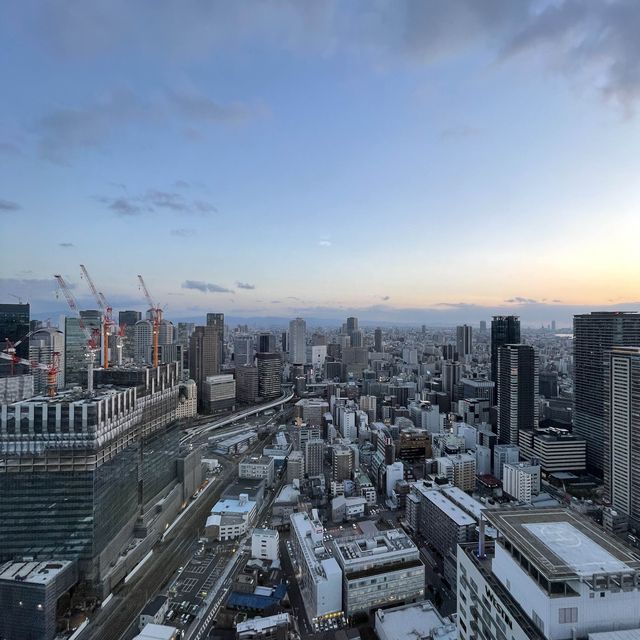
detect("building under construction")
[0,362,197,598]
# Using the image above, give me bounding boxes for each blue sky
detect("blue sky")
[1,1,639,326]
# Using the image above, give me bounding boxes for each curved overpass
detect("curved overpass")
[180,389,295,445]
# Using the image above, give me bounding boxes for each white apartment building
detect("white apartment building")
[289,511,342,619]
[457,508,640,640]
[206,495,257,541]
[333,528,425,616]
[239,455,275,486]
[503,462,541,504]
[251,528,279,562]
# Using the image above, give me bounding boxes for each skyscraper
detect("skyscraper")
[256,352,282,399]
[289,317,306,365]
[258,332,275,354]
[374,328,383,353]
[346,316,358,334]
[189,325,221,407]
[65,310,102,385]
[442,360,461,402]
[604,346,640,522]
[0,303,30,376]
[574,312,640,474]
[304,439,324,476]
[118,310,141,327]
[28,327,65,394]
[206,313,225,365]
[456,324,473,358]
[233,335,254,366]
[479,320,487,333]
[497,344,539,445]
[490,315,520,403]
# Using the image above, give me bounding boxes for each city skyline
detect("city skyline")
[1,2,639,324]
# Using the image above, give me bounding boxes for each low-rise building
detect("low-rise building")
[290,511,342,619]
[503,462,541,504]
[139,595,169,630]
[518,427,586,474]
[236,613,291,640]
[375,600,457,640]
[239,455,275,487]
[333,528,424,616]
[133,624,179,640]
[251,529,279,562]
[0,560,78,640]
[206,494,257,541]
[331,495,367,522]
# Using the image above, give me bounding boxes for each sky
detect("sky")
[1,1,639,327]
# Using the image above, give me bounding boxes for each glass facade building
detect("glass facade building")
[64,310,102,385]
[0,363,180,594]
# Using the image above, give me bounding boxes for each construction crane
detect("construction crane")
[80,264,117,369]
[54,274,99,393]
[137,274,162,368]
[2,331,33,375]
[0,342,61,397]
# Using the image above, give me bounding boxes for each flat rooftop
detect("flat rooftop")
[0,560,74,586]
[375,601,456,640]
[485,508,640,580]
[424,491,475,527]
[334,529,417,563]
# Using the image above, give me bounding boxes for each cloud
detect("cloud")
[318,239,332,247]
[0,198,21,211]
[271,300,282,304]
[36,89,143,163]
[381,295,390,301]
[181,280,233,293]
[97,188,217,217]
[440,125,480,139]
[505,296,539,304]
[236,282,255,290]
[171,228,197,237]
[29,1,640,112]
[58,242,74,248]
[167,89,253,123]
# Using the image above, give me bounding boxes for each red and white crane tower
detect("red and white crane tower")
[137,274,162,368]
[79,264,120,369]
[54,274,99,393]
[1,330,62,397]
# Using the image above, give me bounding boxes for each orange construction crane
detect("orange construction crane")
[137,274,162,368]
[55,274,99,393]
[80,264,116,368]
[0,345,61,397]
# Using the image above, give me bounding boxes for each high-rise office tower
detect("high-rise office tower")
[118,310,141,328]
[456,324,473,358]
[374,328,383,353]
[574,312,640,474]
[256,352,282,399]
[346,317,358,334]
[332,446,353,482]
[134,318,174,365]
[233,335,253,366]
[490,316,520,385]
[281,331,287,353]
[604,346,640,522]
[257,332,275,354]
[29,327,65,394]
[442,360,461,401]
[497,344,539,445]
[304,439,324,476]
[65,310,102,385]
[350,329,364,348]
[289,317,306,365]
[0,363,181,597]
[551,320,556,331]
[479,320,487,333]
[0,303,30,376]
[206,313,225,365]
[189,325,220,407]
